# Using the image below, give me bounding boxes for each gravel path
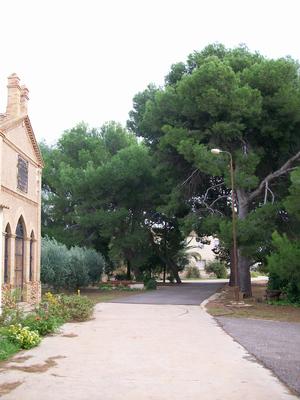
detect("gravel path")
[217,317,300,396]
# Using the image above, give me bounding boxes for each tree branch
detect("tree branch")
[180,169,199,187]
[209,195,228,208]
[248,150,300,203]
[203,182,224,202]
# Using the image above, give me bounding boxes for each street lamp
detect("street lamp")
[211,148,239,301]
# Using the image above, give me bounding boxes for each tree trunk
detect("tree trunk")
[126,260,131,280]
[163,265,166,283]
[238,249,252,297]
[229,248,235,286]
[167,260,182,284]
[236,189,252,297]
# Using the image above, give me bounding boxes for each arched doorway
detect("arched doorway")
[15,217,25,298]
[4,223,11,284]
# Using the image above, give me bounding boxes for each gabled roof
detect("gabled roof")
[0,115,44,168]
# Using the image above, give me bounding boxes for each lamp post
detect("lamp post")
[211,148,239,301]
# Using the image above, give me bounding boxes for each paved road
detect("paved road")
[111,282,224,305]
[217,317,300,396]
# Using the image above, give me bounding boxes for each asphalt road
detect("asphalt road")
[217,317,300,396]
[110,281,225,305]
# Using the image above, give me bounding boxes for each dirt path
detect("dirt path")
[0,303,298,400]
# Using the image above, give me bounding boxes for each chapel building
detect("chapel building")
[0,73,43,306]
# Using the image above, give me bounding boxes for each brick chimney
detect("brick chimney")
[20,85,29,115]
[6,73,21,118]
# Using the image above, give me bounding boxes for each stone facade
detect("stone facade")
[0,73,43,308]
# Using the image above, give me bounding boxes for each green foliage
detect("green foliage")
[267,299,300,307]
[41,237,105,290]
[0,333,20,361]
[59,295,94,321]
[144,278,157,290]
[205,261,228,279]
[7,324,41,349]
[0,292,94,361]
[0,289,24,326]
[23,311,63,336]
[284,167,300,221]
[267,232,300,302]
[41,237,69,290]
[85,248,106,285]
[67,246,90,290]
[185,266,201,279]
[128,43,300,295]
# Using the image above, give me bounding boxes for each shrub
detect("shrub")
[114,272,128,281]
[145,278,157,290]
[41,237,69,290]
[0,289,24,326]
[0,333,20,361]
[205,261,227,279]
[8,324,41,349]
[185,266,201,279]
[23,310,63,336]
[59,295,94,321]
[66,246,90,290]
[85,248,106,285]
[267,232,300,303]
[41,237,105,290]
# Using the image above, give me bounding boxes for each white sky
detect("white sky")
[0,0,299,144]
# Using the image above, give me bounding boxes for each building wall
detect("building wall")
[185,234,219,273]
[0,74,43,306]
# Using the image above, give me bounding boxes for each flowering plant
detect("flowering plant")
[8,324,41,349]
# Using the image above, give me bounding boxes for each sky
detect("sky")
[0,0,299,144]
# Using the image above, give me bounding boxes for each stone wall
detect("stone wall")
[22,281,41,304]
[1,281,41,306]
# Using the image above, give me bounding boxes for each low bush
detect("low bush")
[59,295,94,321]
[23,311,63,336]
[0,292,94,361]
[185,266,201,279]
[0,333,20,361]
[7,324,41,349]
[0,289,24,326]
[114,273,128,281]
[205,261,228,279]
[145,278,157,290]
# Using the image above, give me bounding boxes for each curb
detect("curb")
[200,289,223,311]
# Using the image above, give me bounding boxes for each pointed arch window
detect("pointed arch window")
[15,217,25,293]
[4,224,11,284]
[17,155,28,193]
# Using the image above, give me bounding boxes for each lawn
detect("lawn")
[206,281,300,323]
[78,288,142,304]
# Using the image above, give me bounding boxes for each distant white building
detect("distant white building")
[185,231,219,276]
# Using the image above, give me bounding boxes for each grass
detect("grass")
[206,281,300,323]
[77,288,143,304]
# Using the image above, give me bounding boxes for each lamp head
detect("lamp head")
[211,148,222,155]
